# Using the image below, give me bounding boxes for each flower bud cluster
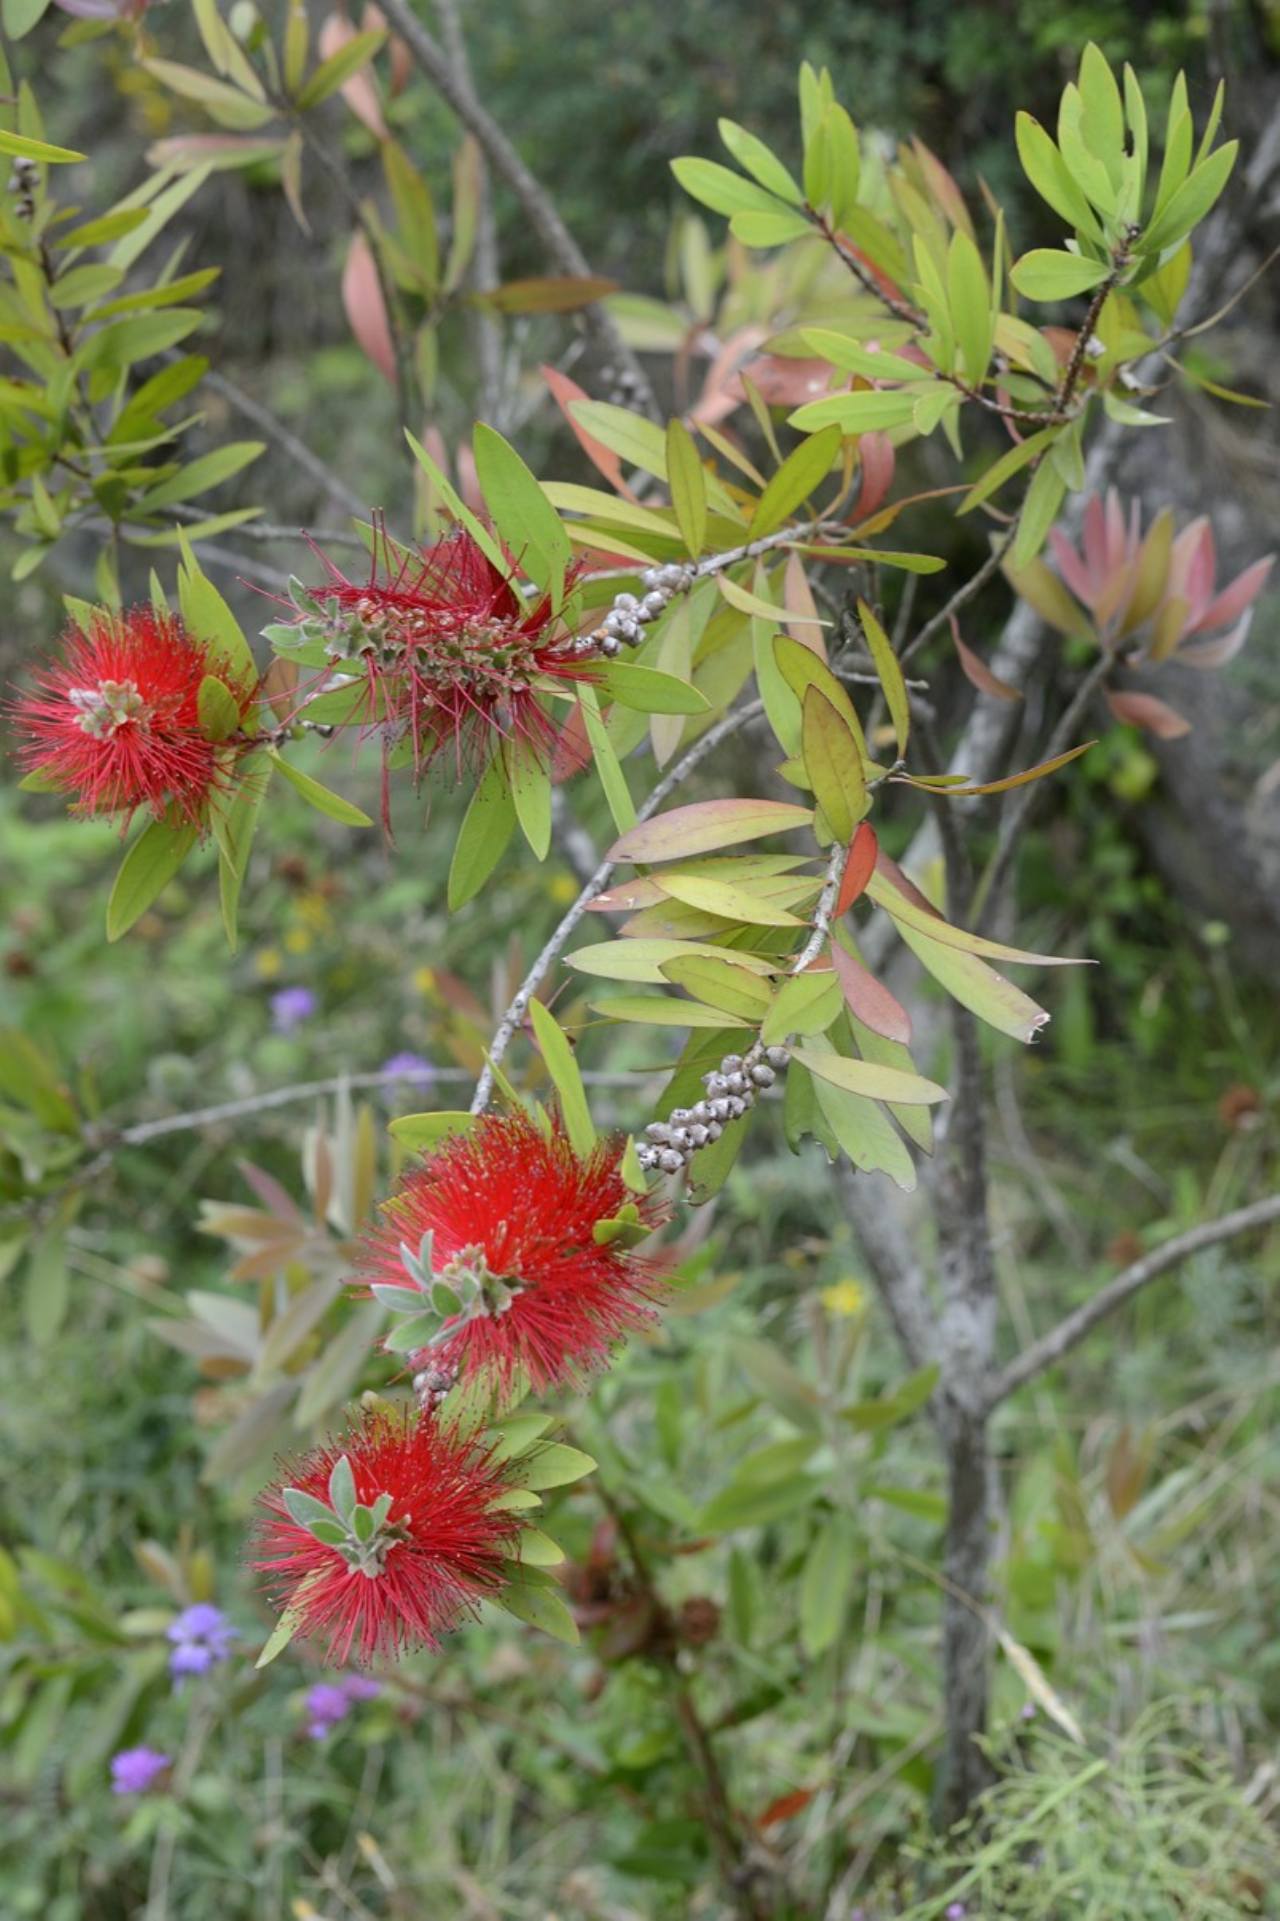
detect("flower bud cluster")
[575,562,697,659]
[281,1455,403,1580]
[634,1040,790,1174]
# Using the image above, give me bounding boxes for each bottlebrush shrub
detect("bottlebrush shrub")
[359,1111,666,1397]
[4,41,1272,1694]
[253,1402,596,1663]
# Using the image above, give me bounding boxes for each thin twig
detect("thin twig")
[899,526,1017,670]
[375,0,658,419]
[985,1193,1280,1410]
[969,651,1112,929]
[288,109,415,429]
[470,698,766,1112]
[791,837,847,973]
[191,361,366,518]
[433,0,504,425]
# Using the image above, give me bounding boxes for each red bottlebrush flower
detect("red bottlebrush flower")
[360,1113,665,1394]
[11,607,254,825]
[253,1406,520,1664]
[295,524,592,778]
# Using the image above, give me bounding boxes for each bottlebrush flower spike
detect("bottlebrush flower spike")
[282,522,593,780]
[1049,491,1273,668]
[358,1112,665,1395]
[253,1406,522,1664]
[11,607,254,825]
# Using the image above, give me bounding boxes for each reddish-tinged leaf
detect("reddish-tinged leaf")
[342,230,395,383]
[783,550,825,657]
[551,700,593,783]
[608,799,814,863]
[757,1788,816,1831]
[831,942,912,1044]
[855,431,895,520]
[735,354,832,409]
[950,615,1022,701]
[540,364,636,500]
[1105,689,1191,739]
[586,877,666,912]
[836,821,878,915]
[317,13,388,138]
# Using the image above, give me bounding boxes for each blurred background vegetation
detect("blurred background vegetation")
[2,1,1279,1916]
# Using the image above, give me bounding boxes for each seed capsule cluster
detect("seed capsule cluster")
[411,1360,459,1412]
[574,562,698,659]
[635,1040,790,1175]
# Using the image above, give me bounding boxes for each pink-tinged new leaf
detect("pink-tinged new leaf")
[1192,554,1274,637]
[317,14,388,139]
[950,616,1022,701]
[855,432,895,521]
[342,231,395,383]
[1105,689,1191,738]
[540,365,636,500]
[831,943,912,1044]
[607,799,814,862]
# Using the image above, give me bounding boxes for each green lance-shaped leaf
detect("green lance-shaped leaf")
[106,817,199,942]
[717,117,803,203]
[448,749,516,910]
[492,1578,580,1644]
[788,390,919,435]
[405,429,507,574]
[269,751,373,827]
[660,954,776,1020]
[670,156,790,219]
[520,1443,597,1491]
[666,417,707,558]
[1009,250,1113,302]
[1014,112,1104,241]
[801,684,866,844]
[502,730,552,860]
[528,1000,596,1159]
[1139,141,1238,256]
[387,1111,474,1151]
[197,675,242,743]
[750,423,841,537]
[857,599,910,756]
[800,1518,856,1657]
[1012,458,1067,569]
[811,1069,919,1191]
[947,229,994,388]
[791,1045,948,1106]
[585,660,710,715]
[892,918,1050,1044]
[760,970,844,1045]
[293,27,387,110]
[0,128,85,163]
[774,634,871,770]
[473,422,571,607]
[177,548,256,681]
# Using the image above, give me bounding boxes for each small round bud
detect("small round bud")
[765,1045,791,1069]
[708,1098,732,1121]
[670,1108,692,1125]
[668,1127,691,1150]
[704,1120,723,1141]
[641,591,668,619]
[658,1148,685,1174]
[645,1121,674,1144]
[750,1063,776,1088]
[726,1096,746,1119]
[687,1123,709,1147]
[724,1071,747,1096]
[600,634,621,658]
[721,1054,744,1073]
[613,592,640,613]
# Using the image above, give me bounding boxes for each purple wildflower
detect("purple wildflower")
[111,1747,170,1794]
[945,1905,968,1920]
[271,986,318,1033]
[304,1673,382,1740]
[166,1601,238,1681]
[381,1051,434,1085]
